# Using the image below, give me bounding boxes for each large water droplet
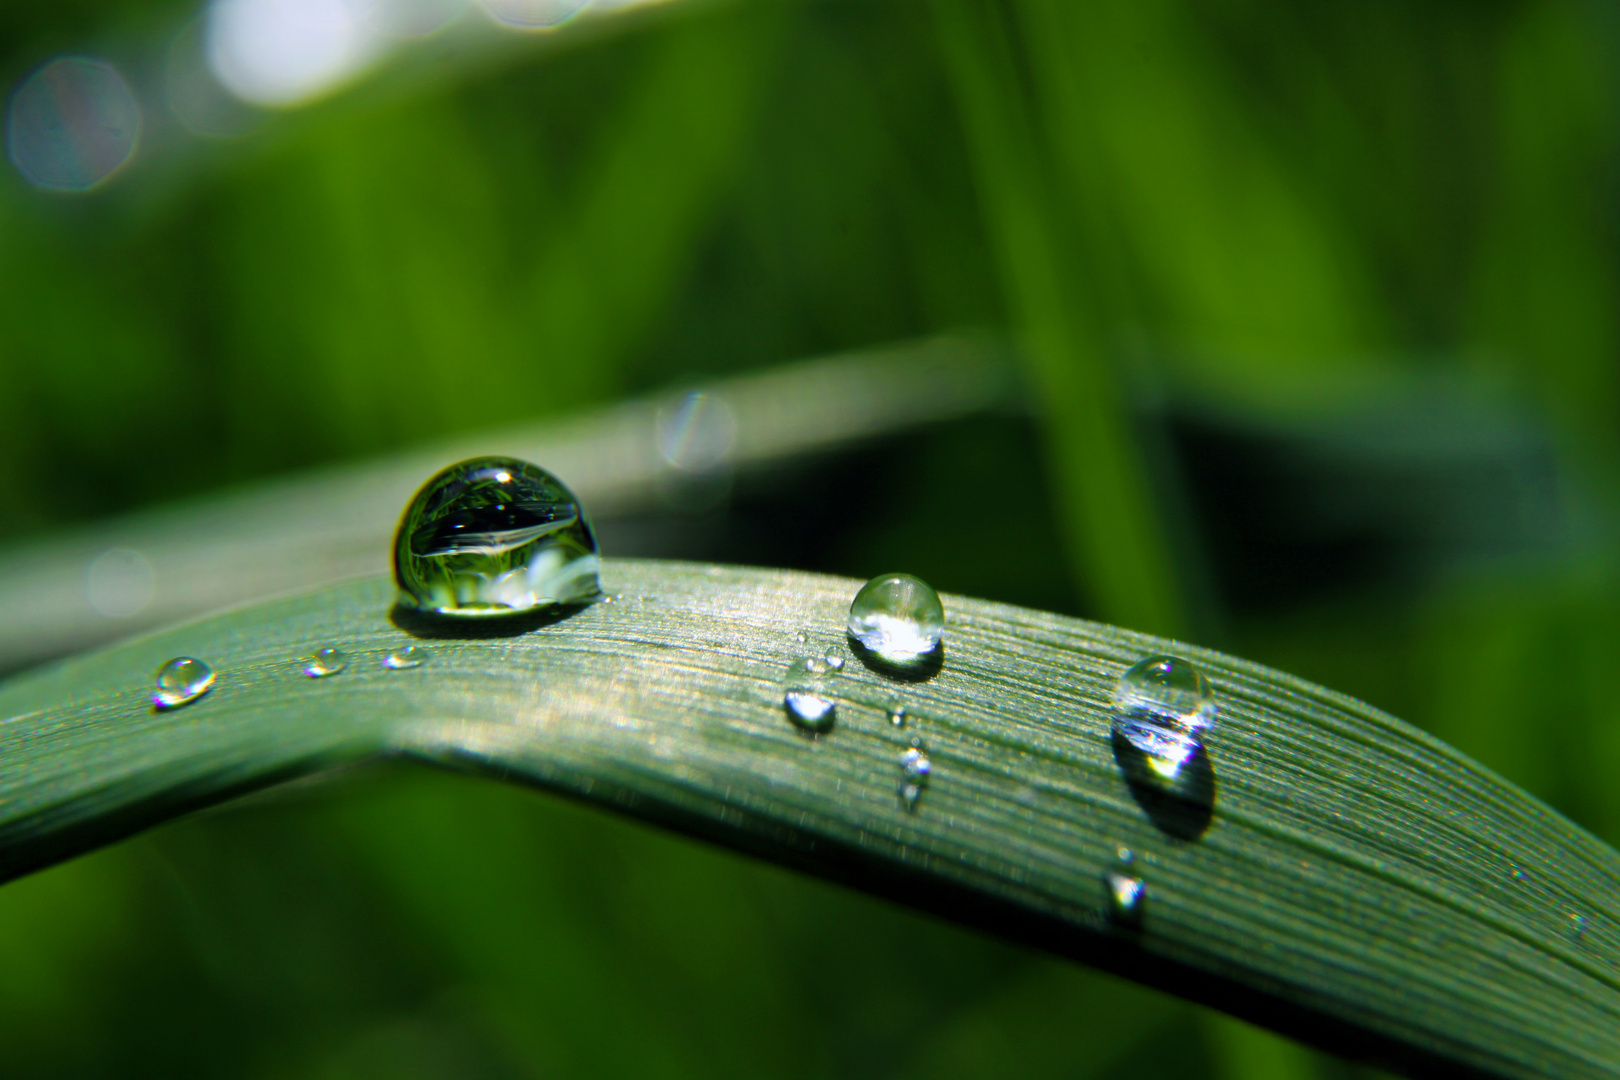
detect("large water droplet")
[384,644,428,670]
[305,646,347,677]
[1112,654,1214,779]
[847,573,943,668]
[784,657,836,733]
[153,657,215,709]
[394,456,599,618]
[1105,872,1145,926]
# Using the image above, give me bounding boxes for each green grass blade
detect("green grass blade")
[0,559,1615,1078]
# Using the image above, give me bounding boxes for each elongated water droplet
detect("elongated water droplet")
[898,739,932,810]
[847,573,943,668]
[384,644,428,670]
[154,657,215,709]
[1112,655,1214,779]
[394,456,599,618]
[305,647,347,677]
[1105,872,1145,926]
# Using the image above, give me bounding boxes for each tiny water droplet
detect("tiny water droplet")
[384,645,428,670]
[823,650,845,670]
[897,741,932,811]
[1117,846,1135,865]
[888,703,906,727]
[847,573,943,667]
[1105,872,1145,925]
[794,631,807,645]
[305,647,348,678]
[784,690,836,733]
[1571,912,1589,940]
[1112,654,1215,779]
[153,657,215,709]
[899,782,924,810]
[1511,865,1528,882]
[394,456,599,617]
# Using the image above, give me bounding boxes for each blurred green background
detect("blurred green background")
[2,0,1617,1075]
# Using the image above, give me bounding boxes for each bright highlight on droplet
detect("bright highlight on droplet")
[7,57,141,191]
[305,646,348,677]
[393,456,600,617]
[205,0,379,107]
[154,657,215,709]
[1112,654,1215,780]
[1105,872,1145,925]
[847,573,944,668]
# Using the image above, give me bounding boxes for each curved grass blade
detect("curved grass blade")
[0,559,1614,1079]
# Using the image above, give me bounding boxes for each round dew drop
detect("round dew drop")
[394,456,599,618]
[153,657,215,709]
[1112,654,1215,779]
[847,573,944,666]
[784,690,836,733]
[305,647,348,678]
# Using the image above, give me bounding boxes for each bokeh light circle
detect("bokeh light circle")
[205,0,377,107]
[478,0,590,30]
[6,57,141,192]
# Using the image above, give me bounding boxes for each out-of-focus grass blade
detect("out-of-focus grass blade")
[0,559,1615,1079]
[0,337,1012,673]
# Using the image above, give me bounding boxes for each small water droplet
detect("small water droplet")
[1511,865,1528,882]
[1112,654,1215,779]
[899,782,924,810]
[394,456,599,618]
[1117,846,1135,865]
[823,650,845,671]
[888,703,907,727]
[1571,912,1589,940]
[305,647,348,678]
[794,631,807,645]
[1105,872,1145,926]
[897,741,932,810]
[847,573,943,668]
[785,690,836,733]
[384,645,428,670]
[153,656,215,709]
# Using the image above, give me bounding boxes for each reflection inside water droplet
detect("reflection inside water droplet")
[305,647,348,677]
[1112,655,1214,780]
[394,456,599,618]
[384,644,428,670]
[823,650,845,671]
[887,702,906,727]
[847,573,943,669]
[154,656,215,709]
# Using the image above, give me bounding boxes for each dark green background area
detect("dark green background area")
[1,0,1616,1076]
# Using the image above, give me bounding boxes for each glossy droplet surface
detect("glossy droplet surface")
[305,647,347,677]
[1106,872,1145,925]
[384,645,428,670]
[888,703,906,727]
[154,657,214,709]
[784,691,836,732]
[784,657,836,733]
[847,573,943,666]
[823,650,845,671]
[1112,654,1215,779]
[394,456,598,618]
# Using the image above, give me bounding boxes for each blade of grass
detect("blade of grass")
[0,559,1615,1079]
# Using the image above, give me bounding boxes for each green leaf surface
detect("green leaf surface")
[0,559,1615,1079]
